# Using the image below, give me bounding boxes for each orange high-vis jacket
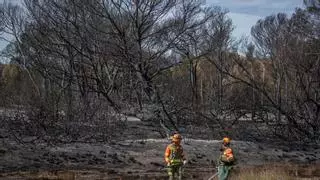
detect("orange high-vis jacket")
[164,143,185,164]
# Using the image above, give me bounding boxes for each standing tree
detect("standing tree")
[17,0,223,137]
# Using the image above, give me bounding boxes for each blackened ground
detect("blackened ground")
[0,117,320,179]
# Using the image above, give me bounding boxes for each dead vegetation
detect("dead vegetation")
[0,0,320,179]
[1,164,320,180]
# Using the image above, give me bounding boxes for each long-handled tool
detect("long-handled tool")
[207,172,218,180]
[207,166,218,180]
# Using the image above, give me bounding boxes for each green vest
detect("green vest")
[168,144,183,165]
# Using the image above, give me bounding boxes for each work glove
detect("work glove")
[183,160,187,165]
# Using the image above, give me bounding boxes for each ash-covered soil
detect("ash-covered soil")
[0,118,320,179]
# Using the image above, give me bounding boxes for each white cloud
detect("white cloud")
[0,41,9,51]
[228,12,262,38]
[0,38,12,51]
[207,0,303,16]
[0,0,22,51]
[0,0,21,4]
[206,0,303,38]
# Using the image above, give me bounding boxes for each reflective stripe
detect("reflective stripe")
[171,159,183,164]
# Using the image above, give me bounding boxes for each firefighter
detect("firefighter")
[164,133,187,180]
[217,137,235,180]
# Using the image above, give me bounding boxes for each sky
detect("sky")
[0,0,305,53]
[207,0,304,38]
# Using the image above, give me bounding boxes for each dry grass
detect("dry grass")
[229,164,320,180]
[1,164,320,180]
[230,167,291,180]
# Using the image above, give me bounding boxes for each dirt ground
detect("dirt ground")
[1,119,320,179]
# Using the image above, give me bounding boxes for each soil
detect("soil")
[0,117,320,179]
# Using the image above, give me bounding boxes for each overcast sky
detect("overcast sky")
[0,0,305,52]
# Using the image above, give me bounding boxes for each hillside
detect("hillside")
[1,118,319,179]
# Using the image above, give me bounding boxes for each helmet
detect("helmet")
[172,133,182,142]
[223,137,231,144]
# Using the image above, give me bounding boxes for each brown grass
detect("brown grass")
[230,167,291,180]
[229,164,320,180]
[1,164,320,180]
